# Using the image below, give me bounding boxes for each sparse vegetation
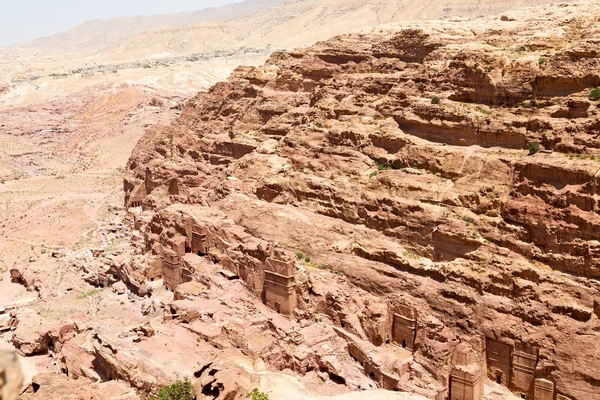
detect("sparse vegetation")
[376,161,392,171]
[404,250,421,260]
[567,153,600,162]
[369,171,378,179]
[295,251,304,260]
[431,96,441,105]
[528,142,541,154]
[151,379,193,400]
[522,101,533,109]
[248,389,270,400]
[304,256,311,263]
[77,289,102,300]
[538,57,547,65]
[590,88,600,101]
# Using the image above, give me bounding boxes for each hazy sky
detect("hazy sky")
[0,0,240,47]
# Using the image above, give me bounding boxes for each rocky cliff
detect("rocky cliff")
[124,2,600,399]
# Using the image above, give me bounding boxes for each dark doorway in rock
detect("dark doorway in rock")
[328,372,346,385]
[496,375,502,384]
[202,385,220,398]
[185,246,191,253]
[402,340,407,348]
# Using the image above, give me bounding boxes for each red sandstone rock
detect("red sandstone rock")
[122,3,600,399]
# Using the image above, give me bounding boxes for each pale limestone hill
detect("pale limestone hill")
[18,0,286,54]
[101,0,577,60]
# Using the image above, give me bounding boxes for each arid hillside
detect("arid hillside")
[14,0,286,54]
[1,1,599,400]
[102,0,579,60]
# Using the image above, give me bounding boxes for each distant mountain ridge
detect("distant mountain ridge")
[17,0,286,53]
[15,0,575,59]
[98,0,578,61]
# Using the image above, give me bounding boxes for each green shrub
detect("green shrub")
[248,389,270,400]
[151,379,193,400]
[431,96,441,105]
[590,88,600,101]
[295,252,304,260]
[538,57,547,65]
[305,256,311,263]
[376,162,392,171]
[522,101,533,109]
[76,289,102,300]
[528,142,541,155]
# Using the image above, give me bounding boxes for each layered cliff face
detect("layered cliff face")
[125,2,600,400]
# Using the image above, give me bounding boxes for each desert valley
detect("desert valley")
[0,1,599,400]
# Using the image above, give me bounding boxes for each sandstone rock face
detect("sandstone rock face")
[124,2,600,400]
[20,373,139,400]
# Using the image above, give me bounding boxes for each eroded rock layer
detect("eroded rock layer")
[125,2,600,399]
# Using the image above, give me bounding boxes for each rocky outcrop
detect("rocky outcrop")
[11,309,77,357]
[124,2,600,400]
[20,373,139,400]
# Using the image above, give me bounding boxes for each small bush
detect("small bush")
[76,289,102,300]
[538,57,547,65]
[431,96,441,105]
[152,379,193,400]
[305,256,311,263]
[528,142,541,155]
[248,389,270,400]
[590,88,600,101]
[522,101,533,109]
[369,171,378,179]
[376,162,392,171]
[295,252,304,260]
